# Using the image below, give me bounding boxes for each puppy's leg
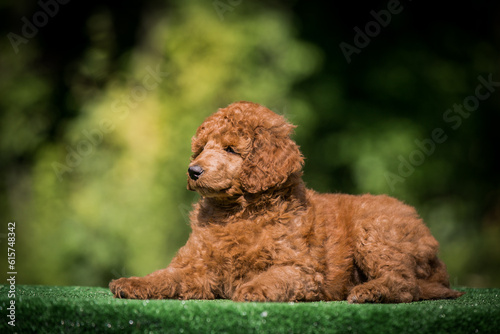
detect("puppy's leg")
[348,241,422,303]
[417,257,465,300]
[348,274,420,303]
[349,256,465,303]
[348,243,424,303]
[110,265,219,300]
[109,268,182,299]
[347,202,454,303]
[110,236,219,300]
[232,266,324,302]
[348,229,425,303]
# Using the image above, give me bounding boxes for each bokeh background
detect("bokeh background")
[1,0,499,288]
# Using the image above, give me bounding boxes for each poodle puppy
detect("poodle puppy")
[110,101,464,303]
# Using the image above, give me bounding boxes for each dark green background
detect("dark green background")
[0,0,499,288]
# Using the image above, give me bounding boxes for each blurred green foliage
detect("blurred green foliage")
[0,0,499,288]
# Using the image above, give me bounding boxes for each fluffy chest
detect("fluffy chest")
[199,217,307,272]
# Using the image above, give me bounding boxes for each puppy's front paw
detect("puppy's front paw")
[233,285,267,302]
[233,283,283,302]
[347,284,388,304]
[348,282,419,303]
[109,277,154,299]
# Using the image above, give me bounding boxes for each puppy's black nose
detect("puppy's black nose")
[188,165,204,180]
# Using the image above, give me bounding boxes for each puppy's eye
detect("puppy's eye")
[224,146,237,154]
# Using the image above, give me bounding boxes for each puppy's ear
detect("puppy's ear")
[240,125,304,193]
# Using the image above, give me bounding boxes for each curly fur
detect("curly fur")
[110,101,464,303]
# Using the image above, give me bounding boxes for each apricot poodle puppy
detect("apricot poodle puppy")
[110,101,464,303]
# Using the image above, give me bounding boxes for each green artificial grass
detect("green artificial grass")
[0,285,498,333]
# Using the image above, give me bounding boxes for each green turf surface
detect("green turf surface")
[0,285,498,333]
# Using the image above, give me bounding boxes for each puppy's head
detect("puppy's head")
[187,101,304,198]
